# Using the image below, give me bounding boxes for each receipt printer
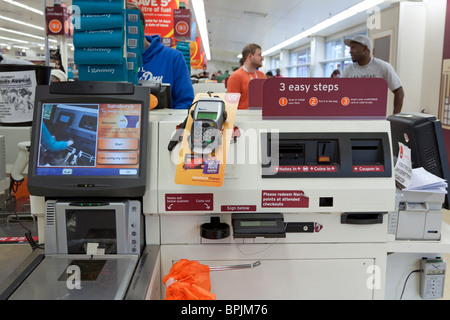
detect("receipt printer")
[390,190,444,240]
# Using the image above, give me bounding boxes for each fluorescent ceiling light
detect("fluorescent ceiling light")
[348,0,384,13]
[0,26,46,40]
[0,35,29,43]
[0,26,57,43]
[192,0,211,61]
[262,0,384,56]
[243,11,268,18]
[13,45,29,50]
[0,15,44,31]
[2,0,43,15]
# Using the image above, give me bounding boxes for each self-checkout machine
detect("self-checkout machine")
[0,81,150,300]
[151,78,396,299]
[383,113,450,299]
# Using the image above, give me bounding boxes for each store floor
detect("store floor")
[0,195,449,300]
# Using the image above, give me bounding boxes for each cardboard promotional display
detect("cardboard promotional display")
[174,92,240,187]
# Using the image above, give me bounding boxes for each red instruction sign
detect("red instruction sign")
[353,165,384,172]
[173,9,191,39]
[273,165,337,173]
[0,236,38,243]
[165,193,213,211]
[261,190,309,208]
[262,78,388,119]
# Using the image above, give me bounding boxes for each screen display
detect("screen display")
[427,269,445,275]
[197,111,217,120]
[66,209,116,254]
[59,114,71,123]
[240,220,278,227]
[36,103,142,177]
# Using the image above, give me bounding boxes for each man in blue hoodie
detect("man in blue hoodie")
[126,2,194,109]
[139,34,194,109]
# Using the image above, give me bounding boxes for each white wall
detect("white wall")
[2,48,45,62]
[419,0,447,117]
[396,2,427,114]
[393,0,447,117]
[202,60,238,76]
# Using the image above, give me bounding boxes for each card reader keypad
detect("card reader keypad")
[193,121,216,145]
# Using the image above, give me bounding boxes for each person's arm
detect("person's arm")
[171,53,194,109]
[392,86,404,114]
[41,123,70,152]
[383,62,404,114]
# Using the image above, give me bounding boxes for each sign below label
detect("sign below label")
[221,205,257,212]
[165,193,213,211]
[261,190,309,208]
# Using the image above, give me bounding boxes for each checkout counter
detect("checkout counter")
[145,110,395,300]
[1,80,449,300]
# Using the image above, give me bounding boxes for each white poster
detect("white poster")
[0,70,36,123]
[394,142,413,188]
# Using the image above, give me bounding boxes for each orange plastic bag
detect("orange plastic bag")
[163,259,216,300]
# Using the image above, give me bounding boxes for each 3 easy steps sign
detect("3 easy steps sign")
[261,78,388,119]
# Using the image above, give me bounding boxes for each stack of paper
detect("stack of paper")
[402,167,448,194]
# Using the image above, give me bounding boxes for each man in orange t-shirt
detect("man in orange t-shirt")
[227,43,266,109]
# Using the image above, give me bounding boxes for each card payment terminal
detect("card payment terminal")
[189,97,226,154]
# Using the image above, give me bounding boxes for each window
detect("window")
[323,60,354,78]
[325,39,344,60]
[269,56,280,75]
[322,30,367,77]
[287,47,311,77]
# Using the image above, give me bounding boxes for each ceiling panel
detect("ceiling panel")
[204,0,401,62]
[0,0,402,64]
[0,0,55,50]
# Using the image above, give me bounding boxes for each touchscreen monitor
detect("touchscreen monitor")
[27,82,149,197]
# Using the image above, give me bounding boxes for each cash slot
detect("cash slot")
[278,142,305,165]
[341,213,384,224]
[277,140,339,165]
[261,132,391,177]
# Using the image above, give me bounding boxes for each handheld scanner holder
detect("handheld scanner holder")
[189,97,226,154]
[11,141,30,182]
